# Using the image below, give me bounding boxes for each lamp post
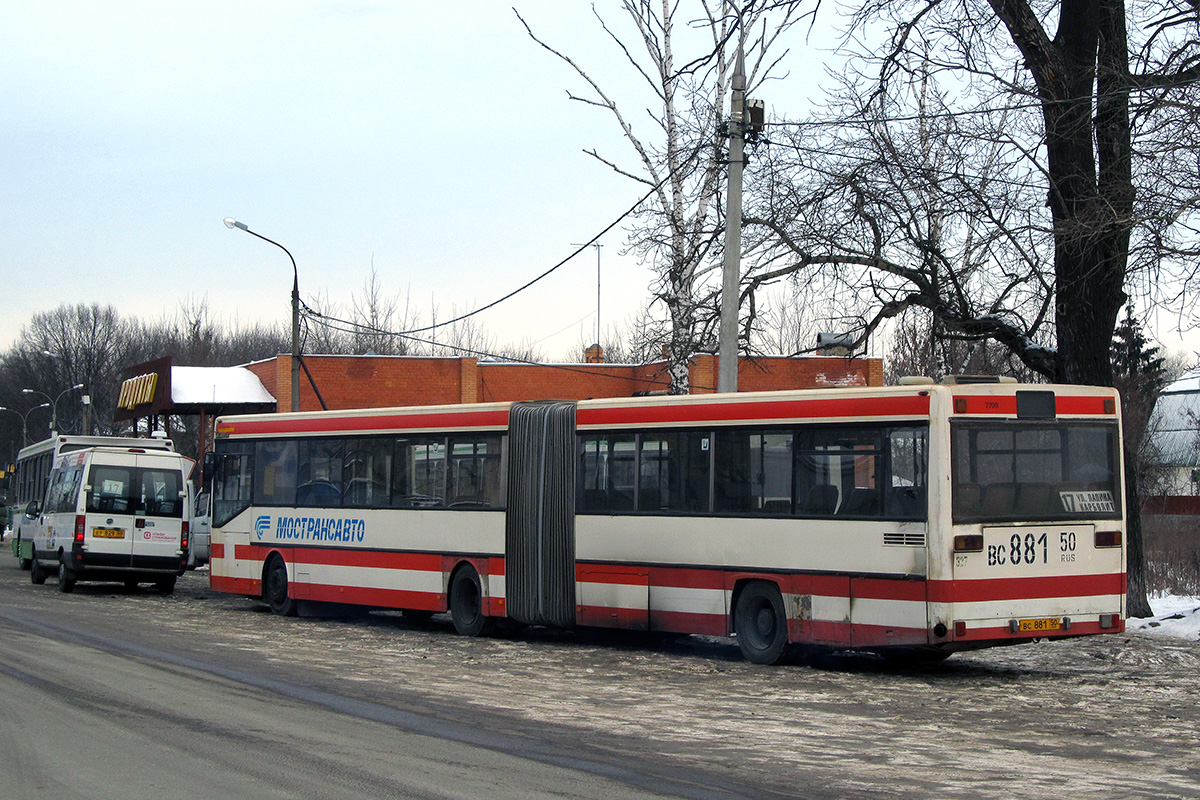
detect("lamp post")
[1,403,51,446]
[25,384,84,433]
[224,217,301,412]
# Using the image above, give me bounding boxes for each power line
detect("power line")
[303,311,696,391]
[387,181,662,338]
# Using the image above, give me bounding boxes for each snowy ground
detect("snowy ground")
[1131,594,1200,640]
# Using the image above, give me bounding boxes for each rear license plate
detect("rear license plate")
[1019,617,1061,632]
[92,528,125,539]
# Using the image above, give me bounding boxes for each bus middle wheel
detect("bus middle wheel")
[734,581,789,665]
[449,565,492,637]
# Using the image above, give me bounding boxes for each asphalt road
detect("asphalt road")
[0,557,1198,799]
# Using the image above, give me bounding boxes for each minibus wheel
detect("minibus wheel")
[30,554,47,585]
[57,560,76,594]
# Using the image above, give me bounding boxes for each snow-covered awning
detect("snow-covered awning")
[171,366,276,407]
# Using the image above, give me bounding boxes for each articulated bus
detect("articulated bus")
[11,434,176,568]
[206,380,1126,664]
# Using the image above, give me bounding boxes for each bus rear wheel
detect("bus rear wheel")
[265,557,298,616]
[734,581,789,665]
[449,565,492,637]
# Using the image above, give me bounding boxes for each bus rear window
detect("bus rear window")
[951,421,1121,522]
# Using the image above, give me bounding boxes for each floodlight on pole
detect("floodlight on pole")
[50,383,85,433]
[223,217,301,412]
[2,403,51,445]
[571,242,603,347]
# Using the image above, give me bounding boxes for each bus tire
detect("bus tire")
[734,581,789,665]
[57,560,77,594]
[449,565,492,637]
[265,556,298,617]
[30,554,47,585]
[156,576,177,595]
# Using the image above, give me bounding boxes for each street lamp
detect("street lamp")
[23,383,84,434]
[0,403,51,446]
[224,217,301,412]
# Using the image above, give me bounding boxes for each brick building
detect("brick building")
[243,352,884,412]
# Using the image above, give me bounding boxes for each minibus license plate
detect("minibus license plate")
[1019,618,1060,632]
[92,528,125,539]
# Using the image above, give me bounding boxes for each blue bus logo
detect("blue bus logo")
[254,515,271,540]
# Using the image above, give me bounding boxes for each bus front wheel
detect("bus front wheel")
[449,565,492,637]
[265,557,298,617]
[734,581,789,665]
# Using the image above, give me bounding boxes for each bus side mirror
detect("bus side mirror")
[202,452,216,483]
[25,500,41,518]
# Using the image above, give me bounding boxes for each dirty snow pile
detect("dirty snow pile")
[1130,595,1200,641]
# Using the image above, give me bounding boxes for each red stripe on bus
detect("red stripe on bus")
[848,623,930,648]
[301,582,444,612]
[577,395,930,427]
[1054,396,1113,415]
[577,563,648,585]
[210,574,260,595]
[222,408,510,436]
[954,394,1113,416]
[289,548,445,571]
[957,618,1124,641]
[929,572,1126,603]
[849,577,928,602]
[649,608,728,636]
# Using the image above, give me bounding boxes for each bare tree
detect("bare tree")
[520,0,807,392]
[348,263,421,356]
[742,0,1200,615]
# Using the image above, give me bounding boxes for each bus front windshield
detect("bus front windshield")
[951,421,1122,523]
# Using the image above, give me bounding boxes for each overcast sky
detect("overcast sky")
[0,1,839,361]
[8,2,1191,368]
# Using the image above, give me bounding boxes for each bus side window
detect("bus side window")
[297,438,344,507]
[254,440,297,507]
[394,437,446,507]
[447,436,503,508]
[578,434,635,513]
[638,431,710,513]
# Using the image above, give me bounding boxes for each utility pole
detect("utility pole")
[717,44,746,394]
[572,242,604,347]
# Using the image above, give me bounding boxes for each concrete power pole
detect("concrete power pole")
[717,46,747,394]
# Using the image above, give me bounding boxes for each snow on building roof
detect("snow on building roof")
[170,366,276,406]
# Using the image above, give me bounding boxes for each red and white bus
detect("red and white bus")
[206,379,1126,663]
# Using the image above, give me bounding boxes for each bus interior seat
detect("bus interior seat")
[888,486,925,518]
[582,489,610,512]
[1014,483,1053,514]
[955,483,981,513]
[981,484,1016,516]
[761,499,791,515]
[839,488,880,516]
[803,484,840,515]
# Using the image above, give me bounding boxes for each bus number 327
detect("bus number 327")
[987,532,1050,566]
